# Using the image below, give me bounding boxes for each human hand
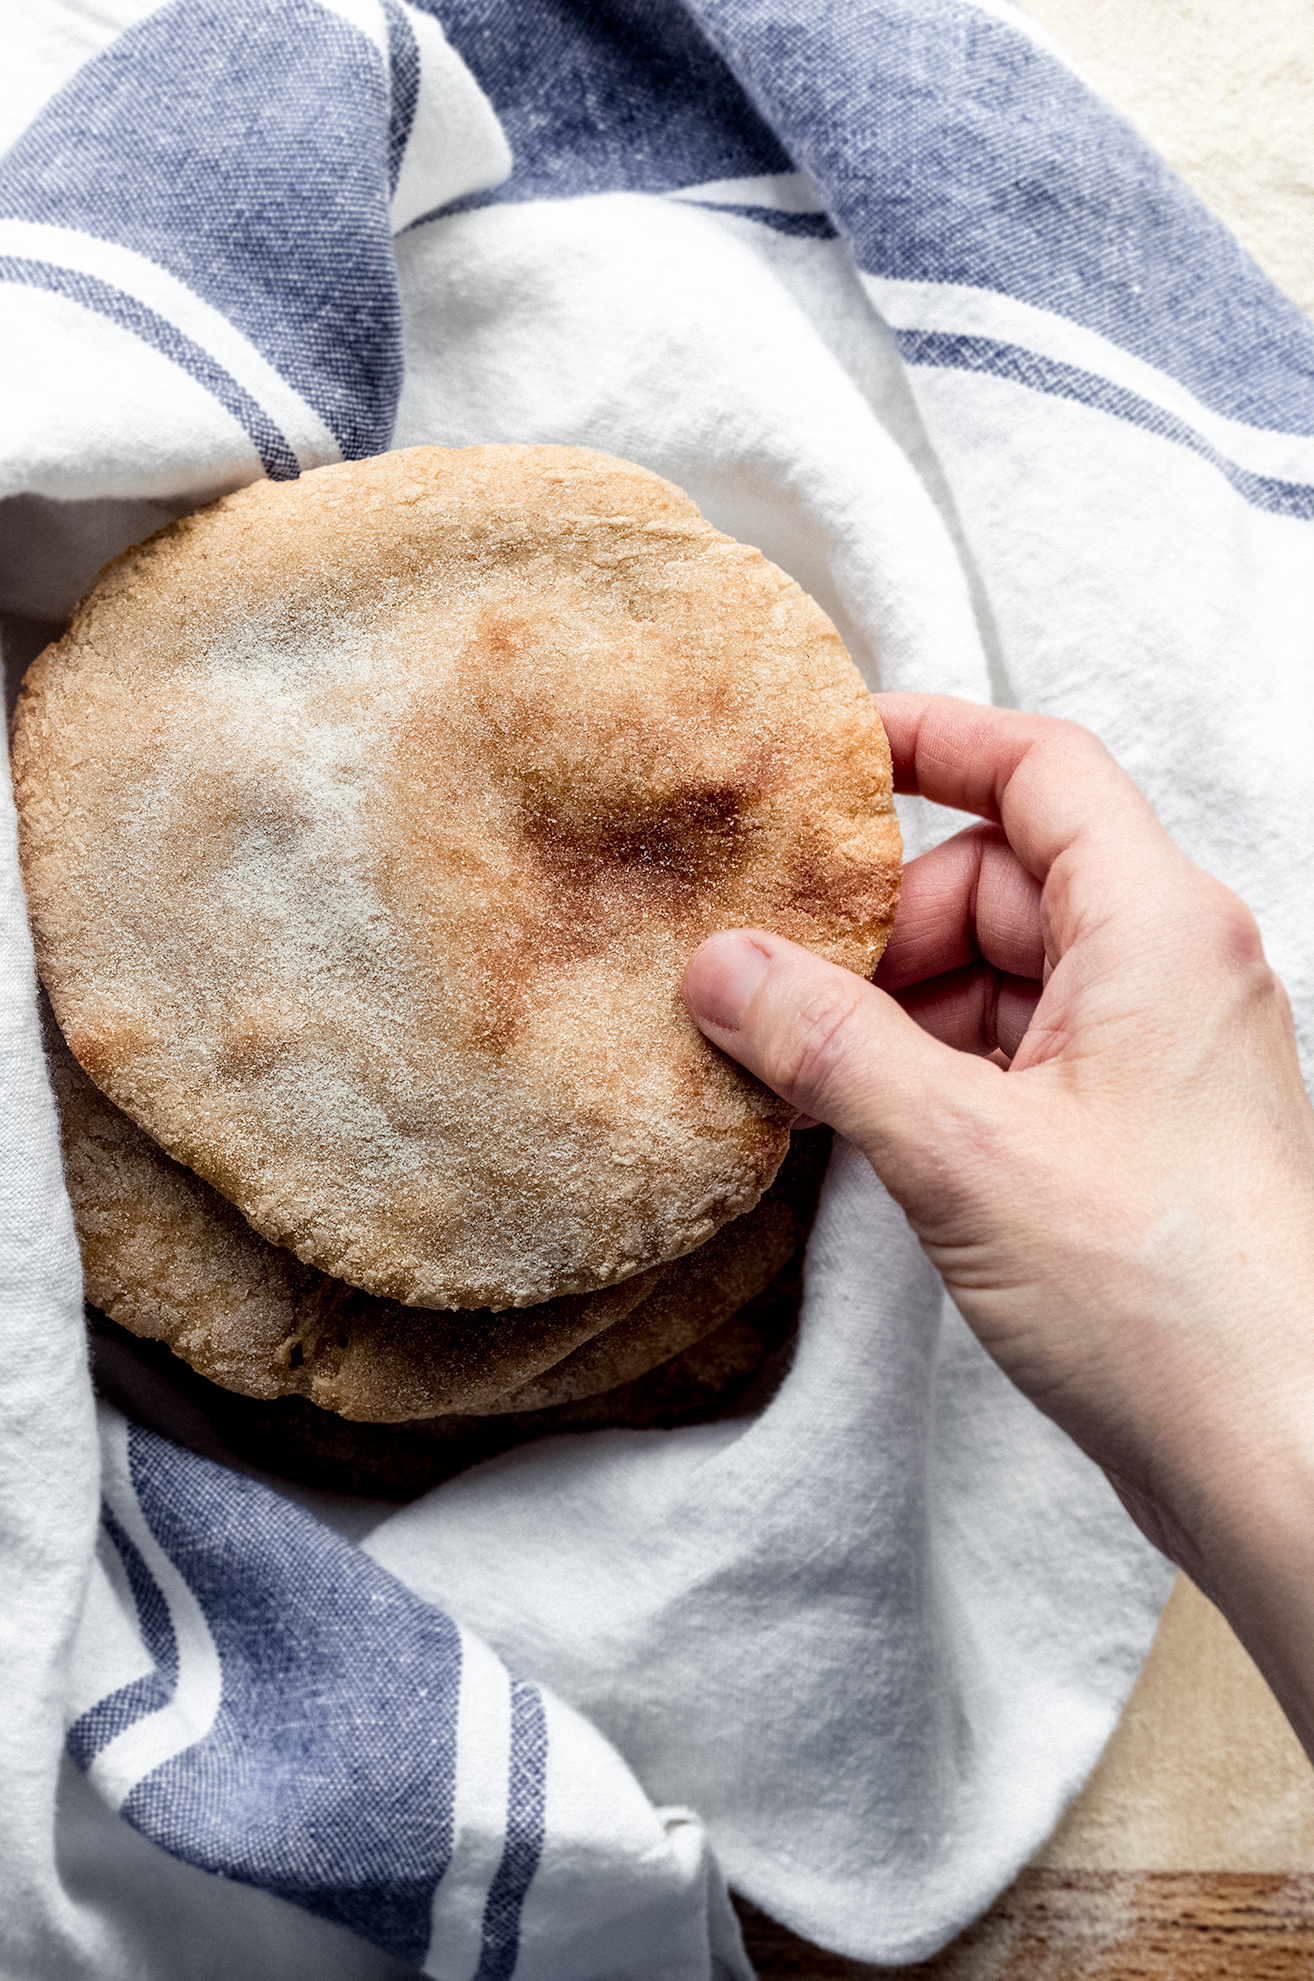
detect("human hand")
[684,694,1314,1751]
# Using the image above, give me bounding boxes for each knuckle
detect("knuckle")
[1189,875,1267,977]
[1041,716,1124,792]
[1049,713,1107,761]
[1217,893,1266,970]
[1015,710,1099,760]
[763,980,870,1111]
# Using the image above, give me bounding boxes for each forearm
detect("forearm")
[1124,1281,1314,1764]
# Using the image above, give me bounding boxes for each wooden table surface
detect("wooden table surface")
[737,1873,1314,1978]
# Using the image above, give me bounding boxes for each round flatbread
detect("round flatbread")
[15,444,899,1312]
[47,997,830,1422]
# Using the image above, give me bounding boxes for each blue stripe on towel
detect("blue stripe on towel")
[384,0,422,193]
[0,257,300,480]
[66,1504,179,1771]
[678,0,1314,435]
[9,0,1313,473]
[410,0,794,219]
[895,328,1314,519]
[113,1429,472,1967]
[0,0,403,458]
[673,198,837,238]
[476,1676,549,1981]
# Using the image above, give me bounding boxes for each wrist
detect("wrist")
[1137,1346,1314,1760]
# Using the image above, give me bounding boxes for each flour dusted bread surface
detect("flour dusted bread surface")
[15,444,899,1312]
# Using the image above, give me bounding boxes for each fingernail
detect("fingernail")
[686,933,772,1032]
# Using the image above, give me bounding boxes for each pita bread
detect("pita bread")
[14,445,900,1313]
[88,1245,809,1501]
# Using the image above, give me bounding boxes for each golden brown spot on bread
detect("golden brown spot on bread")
[66,1011,153,1084]
[472,608,538,670]
[217,1000,302,1078]
[525,766,772,918]
[784,847,902,931]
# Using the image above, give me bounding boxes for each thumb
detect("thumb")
[683,929,1007,1199]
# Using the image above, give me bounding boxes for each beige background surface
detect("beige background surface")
[1017,0,1314,1876]
[1038,1579,1314,1871]
[1022,0,1314,319]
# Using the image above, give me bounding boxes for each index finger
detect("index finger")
[873,692,1164,887]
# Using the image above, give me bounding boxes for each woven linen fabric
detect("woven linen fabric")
[51,1401,747,1981]
[3,0,1313,1973]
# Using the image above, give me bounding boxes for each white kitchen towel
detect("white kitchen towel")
[3,0,1313,1974]
[56,1399,748,1981]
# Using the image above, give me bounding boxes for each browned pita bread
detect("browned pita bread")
[88,1237,811,1502]
[15,445,900,1316]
